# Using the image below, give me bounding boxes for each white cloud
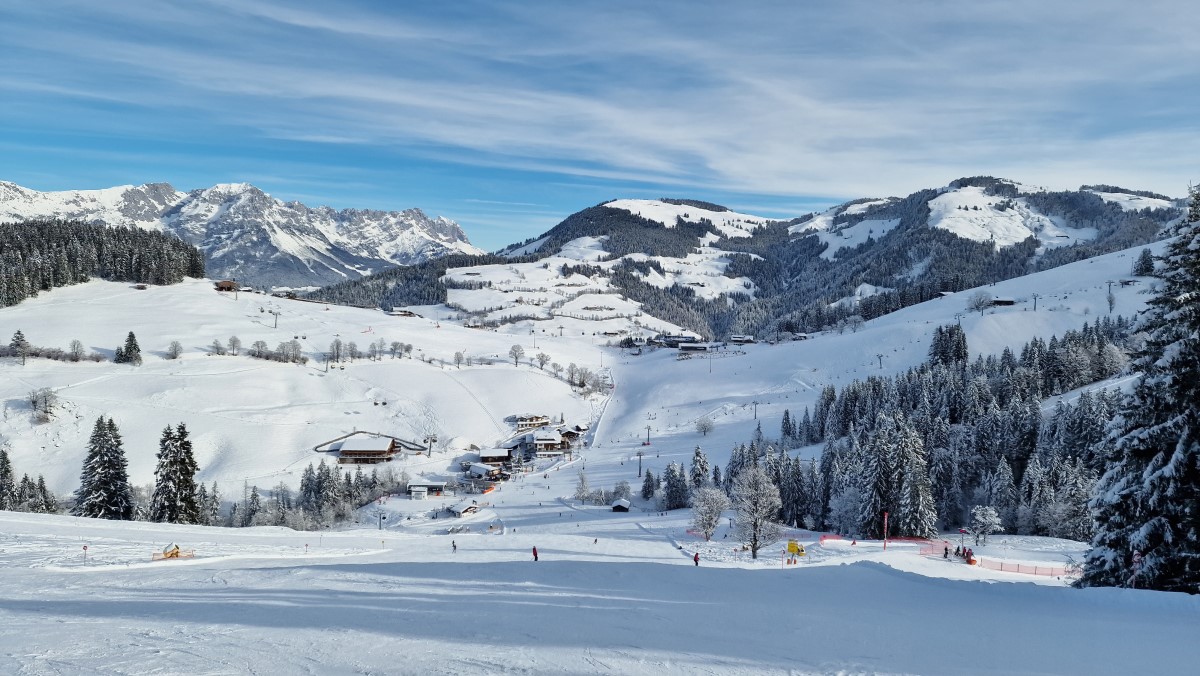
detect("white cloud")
[4,0,1198,205]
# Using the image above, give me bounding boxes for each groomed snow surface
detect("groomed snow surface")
[2,509,1197,675]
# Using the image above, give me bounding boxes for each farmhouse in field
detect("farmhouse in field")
[313,431,425,464]
[214,280,238,292]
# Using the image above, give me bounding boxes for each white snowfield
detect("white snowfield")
[1,510,1196,675]
[0,237,1188,674]
[604,198,774,238]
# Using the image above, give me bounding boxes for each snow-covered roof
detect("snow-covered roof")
[479,448,510,459]
[449,500,478,514]
[407,480,447,489]
[533,430,562,442]
[337,436,394,452]
[469,463,497,475]
[612,498,631,508]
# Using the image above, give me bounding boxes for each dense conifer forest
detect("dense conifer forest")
[0,219,205,308]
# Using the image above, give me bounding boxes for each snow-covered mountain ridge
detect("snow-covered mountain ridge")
[0,180,484,288]
[410,178,1179,340]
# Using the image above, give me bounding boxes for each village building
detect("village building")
[612,498,631,512]
[313,431,425,464]
[479,448,513,466]
[729,334,755,344]
[407,480,448,500]
[468,463,501,480]
[514,414,552,431]
[214,280,238,292]
[449,499,480,517]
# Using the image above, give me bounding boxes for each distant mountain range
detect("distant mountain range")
[311,177,1183,339]
[0,181,483,288]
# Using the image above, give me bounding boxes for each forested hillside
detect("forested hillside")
[0,219,205,308]
[306,178,1180,339]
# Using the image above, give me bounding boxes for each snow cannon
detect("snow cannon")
[151,543,194,561]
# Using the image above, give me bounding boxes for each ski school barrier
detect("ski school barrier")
[974,557,1072,577]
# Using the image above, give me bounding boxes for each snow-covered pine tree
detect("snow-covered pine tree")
[242,485,261,527]
[0,447,14,510]
[662,461,689,510]
[1080,186,1200,593]
[150,423,200,524]
[895,415,938,538]
[1016,453,1051,535]
[207,482,222,525]
[641,469,656,501]
[73,416,134,520]
[35,475,56,513]
[689,446,710,489]
[122,331,142,365]
[1132,247,1155,276]
[859,413,901,538]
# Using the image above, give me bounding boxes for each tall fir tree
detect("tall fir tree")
[641,469,656,501]
[1080,185,1200,593]
[689,446,710,490]
[0,447,14,510]
[73,416,133,520]
[149,423,200,524]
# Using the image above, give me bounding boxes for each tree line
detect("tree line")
[0,219,205,308]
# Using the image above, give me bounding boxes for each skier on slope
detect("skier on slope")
[533,546,539,562]
[693,552,700,566]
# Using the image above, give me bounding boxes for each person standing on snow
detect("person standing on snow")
[452,541,457,553]
[693,552,700,566]
[533,546,539,562]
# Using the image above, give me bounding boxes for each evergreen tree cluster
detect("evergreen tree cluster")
[0,446,58,513]
[225,460,409,530]
[1080,186,1200,594]
[0,219,204,308]
[719,317,1132,541]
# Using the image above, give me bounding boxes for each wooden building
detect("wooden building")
[314,431,425,464]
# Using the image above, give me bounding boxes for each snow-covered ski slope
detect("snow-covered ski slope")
[1,510,1196,675]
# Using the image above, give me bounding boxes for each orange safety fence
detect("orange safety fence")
[974,557,1072,577]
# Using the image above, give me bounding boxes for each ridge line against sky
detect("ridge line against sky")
[2,0,1198,250]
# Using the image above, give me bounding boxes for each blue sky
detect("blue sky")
[3,1,1198,250]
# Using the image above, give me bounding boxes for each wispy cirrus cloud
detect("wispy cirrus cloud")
[3,0,1198,248]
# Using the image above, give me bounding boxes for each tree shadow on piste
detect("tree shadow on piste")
[0,561,807,668]
[1,560,1191,674]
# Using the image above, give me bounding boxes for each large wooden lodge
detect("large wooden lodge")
[313,431,426,464]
